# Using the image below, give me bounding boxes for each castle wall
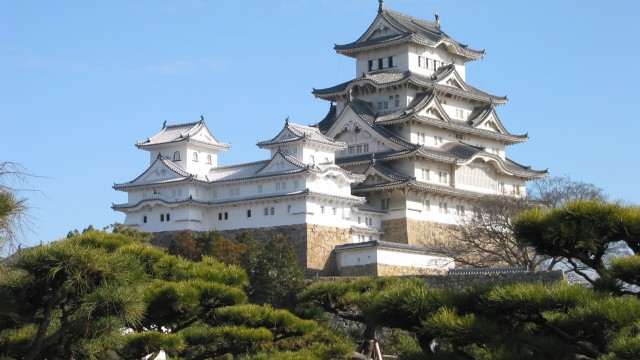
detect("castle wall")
[150,223,351,276]
[381,218,455,247]
[338,263,449,277]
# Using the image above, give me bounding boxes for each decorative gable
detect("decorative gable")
[255,151,305,175]
[415,94,451,122]
[435,68,471,92]
[473,108,509,134]
[326,106,407,152]
[363,18,401,41]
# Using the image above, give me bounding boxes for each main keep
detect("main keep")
[113,2,546,275]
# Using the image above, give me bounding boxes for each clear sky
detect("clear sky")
[2,0,639,248]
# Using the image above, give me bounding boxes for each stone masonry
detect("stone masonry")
[151,223,351,276]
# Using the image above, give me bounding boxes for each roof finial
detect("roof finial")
[378,0,384,14]
[162,120,167,128]
[434,12,440,27]
[285,115,290,124]
[200,115,204,121]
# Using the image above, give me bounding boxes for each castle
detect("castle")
[113,2,546,275]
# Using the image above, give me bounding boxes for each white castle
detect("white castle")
[113,2,546,276]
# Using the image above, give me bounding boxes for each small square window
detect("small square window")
[247,209,252,217]
[166,213,170,221]
[264,207,269,216]
[270,207,275,215]
[143,215,147,223]
[224,212,228,220]
[160,214,165,222]
[218,213,222,220]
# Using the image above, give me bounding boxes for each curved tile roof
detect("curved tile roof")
[313,69,506,104]
[333,240,450,256]
[334,6,483,61]
[315,104,337,133]
[113,188,364,211]
[340,142,545,179]
[136,119,230,151]
[113,155,196,190]
[257,119,345,148]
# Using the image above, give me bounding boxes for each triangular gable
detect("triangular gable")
[473,107,509,134]
[361,163,406,185]
[273,128,300,143]
[435,68,471,92]
[124,157,192,186]
[358,16,403,43]
[326,105,409,152]
[255,150,305,175]
[415,94,451,122]
[190,123,219,144]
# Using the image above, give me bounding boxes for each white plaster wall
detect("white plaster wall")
[337,247,454,269]
[377,249,454,269]
[408,44,466,80]
[337,248,378,267]
[302,147,334,165]
[305,201,355,228]
[355,45,409,76]
[146,143,219,177]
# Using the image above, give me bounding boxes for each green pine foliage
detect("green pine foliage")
[302,276,640,359]
[0,229,350,359]
[514,200,640,292]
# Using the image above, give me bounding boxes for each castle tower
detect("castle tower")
[312,3,547,246]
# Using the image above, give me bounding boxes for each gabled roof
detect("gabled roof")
[255,148,310,175]
[113,155,197,190]
[370,90,526,144]
[334,5,484,61]
[354,161,485,199]
[315,104,337,133]
[467,104,512,133]
[327,99,416,151]
[136,119,230,151]
[338,142,546,179]
[313,69,506,105]
[257,118,345,149]
[113,188,364,211]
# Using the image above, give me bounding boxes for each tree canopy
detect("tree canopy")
[440,175,610,272]
[168,231,305,310]
[301,276,640,359]
[0,162,33,256]
[514,200,640,292]
[0,229,349,359]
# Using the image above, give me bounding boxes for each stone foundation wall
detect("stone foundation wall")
[150,224,351,276]
[381,218,456,247]
[306,225,351,276]
[338,263,449,277]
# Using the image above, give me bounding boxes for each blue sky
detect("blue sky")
[2,0,639,248]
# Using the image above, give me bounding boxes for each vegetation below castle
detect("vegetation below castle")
[1,199,640,359]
